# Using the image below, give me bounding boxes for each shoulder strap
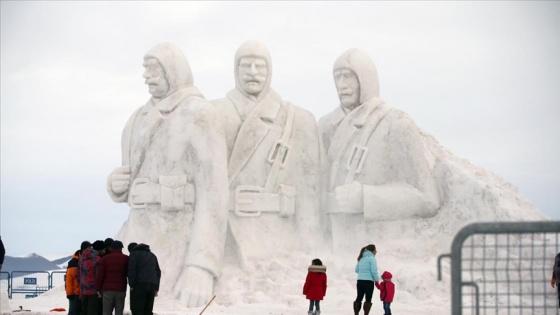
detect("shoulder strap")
[344,106,393,184]
[264,102,295,192]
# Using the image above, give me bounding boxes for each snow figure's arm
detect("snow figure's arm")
[176,103,229,308]
[290,109,322,242]
[362,113,440,221]
[107,108,139,203]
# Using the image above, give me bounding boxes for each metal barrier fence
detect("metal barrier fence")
[438,221,560,315]
[1,270,66,299]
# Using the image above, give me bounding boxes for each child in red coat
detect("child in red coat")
[303,258,327,315]
[375,271,395,315]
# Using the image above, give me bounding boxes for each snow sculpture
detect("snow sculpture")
[318,48,441,253]
[106,43,229,308]
[212,40,322,269]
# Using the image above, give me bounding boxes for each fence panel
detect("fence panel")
[439,221,560,315]
[10,271,50,299]
[50,271,66,289]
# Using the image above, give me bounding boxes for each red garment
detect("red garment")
[303,271,327,300]
[375,280,395,303]
[95,249,129,292]
[78,248,101,295]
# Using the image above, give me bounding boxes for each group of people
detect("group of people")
[106,39,441,307]
[302,244,395,315]
[65,238,161,315]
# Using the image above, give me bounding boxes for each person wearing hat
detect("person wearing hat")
[95,240,129,315]
[79,240,105,315]
[103,238,114,257]
[375,271,395,315]
[66,249,82,315]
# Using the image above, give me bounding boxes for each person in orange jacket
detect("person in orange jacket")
[375,271,395,315]
[66,249,82,315]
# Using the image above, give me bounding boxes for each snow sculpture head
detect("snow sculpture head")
[234,40,272,99]
[143,43,194,99]
[333,48,380,111]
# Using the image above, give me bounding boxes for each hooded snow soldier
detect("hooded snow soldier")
[318,48,441,253]
[212,40,322,268]
[106,43,228,307]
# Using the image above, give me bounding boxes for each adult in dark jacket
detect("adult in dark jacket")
[551,252,560,308]
[128,244,161,315]
[95,241,129,315]
[66,250,81,315]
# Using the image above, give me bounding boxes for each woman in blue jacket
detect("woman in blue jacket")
[354,244,379,315]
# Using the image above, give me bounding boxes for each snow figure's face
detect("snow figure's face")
[238,56,268,96]
[143,58,170,99]
[334,68,361,111]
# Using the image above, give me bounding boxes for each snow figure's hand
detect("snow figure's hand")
[110,165,131,195]
[334,181,363,214]
[174,266,214,307]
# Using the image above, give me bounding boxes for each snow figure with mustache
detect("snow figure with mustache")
[212,40,322,273]
[106,43,228,308]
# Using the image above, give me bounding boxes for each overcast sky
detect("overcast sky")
[1,1,559,257]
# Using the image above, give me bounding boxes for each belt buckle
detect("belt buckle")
[346,143,369,174]
[234,185,264,217]
[130,178,149,209]
[267,140,290,167]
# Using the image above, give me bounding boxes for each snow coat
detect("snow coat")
[95,248,129,292]
[355,250,379,282]
[78,248,101,295]
[375,271,395,302]
[303,265,327,300]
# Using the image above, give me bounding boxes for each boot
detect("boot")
[363,302,372,315]
[307,312,313,315]
[353,301,361,315]
[314,311,321,315]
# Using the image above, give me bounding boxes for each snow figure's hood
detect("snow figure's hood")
[144,42,194,98]
[234,40,273,101]
[333,48,380,104]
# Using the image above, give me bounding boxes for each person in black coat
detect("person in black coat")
[0,236,5,271]
[128,244,161,315]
